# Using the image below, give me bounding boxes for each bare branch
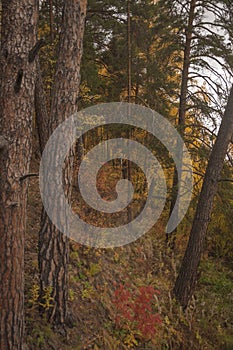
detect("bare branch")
[19,173,39,182]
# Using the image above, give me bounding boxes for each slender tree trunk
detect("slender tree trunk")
[127,0,132,222]
[0,1,37,349]
[127,0,132,105]
[35,60,50,154]
[174,85,233,309]
[178,0,197,127]
[37,0,87,327]
[167,0,197,247]
[49,0,54,42]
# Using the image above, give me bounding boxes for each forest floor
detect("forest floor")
[24,148,233,350]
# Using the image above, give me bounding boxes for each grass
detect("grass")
[24,155,233,349]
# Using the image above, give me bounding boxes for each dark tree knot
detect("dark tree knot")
[14,69,24,94]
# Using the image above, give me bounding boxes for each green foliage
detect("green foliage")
[199,261,233,295]
[31,328,46,347]
[70,250,81,264]
[79,0,180,114]
[207,175,233,262]
[88,262,102,276]
[26,1,233,349]
[81,281,95,300]
[29,284,40,308]
[27,324,53,350]
[69,288,75,302]
[40,286,54,311]
[28,284,53,321]
[197,260,233,348]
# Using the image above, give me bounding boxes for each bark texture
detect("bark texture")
[167,0,197,246]
[174,85,233,308]
[0,1,37,349]
[37,0,87,326]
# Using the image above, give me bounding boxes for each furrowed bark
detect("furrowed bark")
[0,1,37,349]
[174,85,233,309]
[37,0,87,327]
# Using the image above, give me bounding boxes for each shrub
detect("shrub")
[112,284,162,340]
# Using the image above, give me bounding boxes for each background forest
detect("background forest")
[0,0,233,349]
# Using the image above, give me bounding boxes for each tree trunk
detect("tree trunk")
[167,0,197,246]
[49,0,54,42]
[174,85,233,309]
[127,0,132,222]
[35,60,50,154]
[37,0,87,327]
[0,1,37,349]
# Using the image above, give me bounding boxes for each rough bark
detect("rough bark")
[167,0,197,246]
[174,85,233,309]
[35,59,50,154]
[0,1,37,349]
[37,0,87,327]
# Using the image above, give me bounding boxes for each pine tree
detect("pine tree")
[0,1,38,348]
[154,0,233,244]
[36,0,87,328]
[174,85,233,308]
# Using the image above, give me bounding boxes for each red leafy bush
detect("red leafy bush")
[112,284,162,339]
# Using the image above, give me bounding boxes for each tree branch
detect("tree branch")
[19,173,39,182]
[28,39,46,63]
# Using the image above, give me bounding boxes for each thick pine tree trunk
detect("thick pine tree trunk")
[167,0,197,247]
[37,0,87,327]
[0,1,37,349]
[174,85,233,309]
